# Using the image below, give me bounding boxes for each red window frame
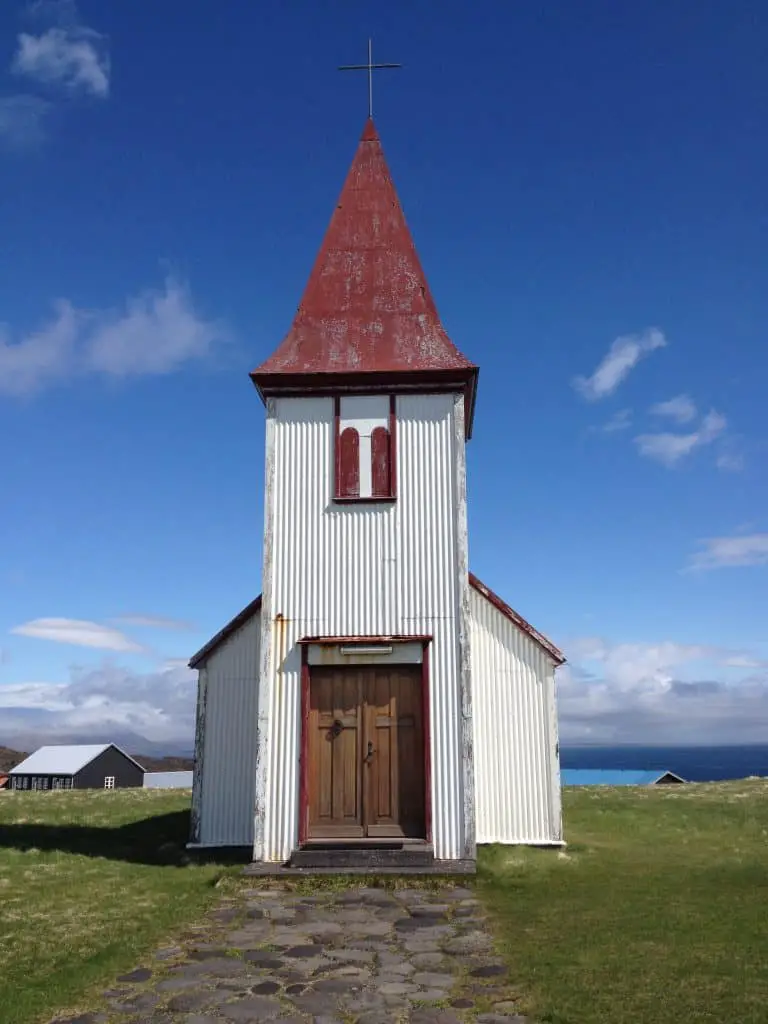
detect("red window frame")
[333,395,397,504]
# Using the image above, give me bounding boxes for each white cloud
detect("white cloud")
[595,408,632,433]
[10,617,143,653]
[0,94,50,149]
[559,637,768,745]
[85,280,222,377]
[650,394,697,424]
[716,451,745,473]
[572,328,666,401]
[687,533,768,571]
[635,409,726,467]
[0,660,197,750]
[112,614,196,631]
[0,277,225,396]
[12,24,109,98]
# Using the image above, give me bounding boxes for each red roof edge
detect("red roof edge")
[188,596,263,669]
[189,577,564,669]
[469,573,566,665]
[249,366,479,439]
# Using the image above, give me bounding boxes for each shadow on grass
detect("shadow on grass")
[0,811,251,867]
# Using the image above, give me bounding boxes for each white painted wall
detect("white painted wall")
[470,585,563,844]
[192,612,261,847]
[255,392,471,863]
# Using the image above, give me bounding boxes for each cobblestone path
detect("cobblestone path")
[50,883,530,1024]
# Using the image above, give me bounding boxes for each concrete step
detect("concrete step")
[243,859,476,876]
[289,844,435,870]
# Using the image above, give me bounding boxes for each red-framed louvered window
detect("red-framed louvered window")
[334,395,397,503]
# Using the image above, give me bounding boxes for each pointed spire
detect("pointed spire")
[252,120,478,434]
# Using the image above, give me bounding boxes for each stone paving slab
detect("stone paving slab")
[48,883,532,1024]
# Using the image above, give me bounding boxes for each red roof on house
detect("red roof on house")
[251,119,478,434]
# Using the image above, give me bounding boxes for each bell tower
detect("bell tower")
[249,119,478,864]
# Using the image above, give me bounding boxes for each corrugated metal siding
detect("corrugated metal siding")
[198,612,260,846]
[261,393,465,862]
[470,586,562,844]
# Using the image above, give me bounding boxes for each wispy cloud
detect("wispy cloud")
[0,2,107,151]
[0,94,50,149]
[650,394,697,424]
[0,277,226,396]
[687,532,768,571]
[572,328,666,401]
[635,409,726,467]
[716,451,745,473]
[112,614,196,632]
[594,408,632,434]
[12,8,109,98]
[10,617,144,653]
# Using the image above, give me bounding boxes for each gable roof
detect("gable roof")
[189,576,563,669]
[189,595,262,668]
[250,119,478,435]
[468,573,566,665]
[561,769,687,786]
[9,744,145,776]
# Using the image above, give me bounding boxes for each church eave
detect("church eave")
[188,573,562,670]
[250,366,479,438]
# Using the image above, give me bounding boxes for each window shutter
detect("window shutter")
[338,427,360,498]
[371,426,391,498]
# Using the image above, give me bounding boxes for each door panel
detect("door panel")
[306,663,426,842]
[308,668,364,838]
[366,666,425,838]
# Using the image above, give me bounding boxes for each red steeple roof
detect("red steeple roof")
[251,119,478,435]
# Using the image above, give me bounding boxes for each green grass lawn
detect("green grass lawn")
[0,788,238,1024]
[2,781,767,1024]
[478,778,768,1024]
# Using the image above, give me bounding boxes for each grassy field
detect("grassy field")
[478,778,768,1024]
[2,782,766,1024]
[0,788,237,1024]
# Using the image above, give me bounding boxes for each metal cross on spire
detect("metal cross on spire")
[338,39,401,120]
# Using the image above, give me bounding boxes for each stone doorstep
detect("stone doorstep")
[243,859,477,876]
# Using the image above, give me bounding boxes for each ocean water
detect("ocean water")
[560,745,768,782]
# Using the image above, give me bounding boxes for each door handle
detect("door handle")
[330,719,343,738]
[364,741,375,763]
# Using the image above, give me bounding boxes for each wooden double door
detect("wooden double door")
[306,665,426,841]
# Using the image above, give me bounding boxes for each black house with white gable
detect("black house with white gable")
[8,744,145,791]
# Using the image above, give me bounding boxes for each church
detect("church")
[188,118,565,871]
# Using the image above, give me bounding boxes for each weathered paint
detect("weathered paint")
[453,393,476,860]
[256,392,468,862]
[192,610,261,847]
[189,665,207,844]
[253,401,277,862]
[470,584,563,845]
[250,119,478,435]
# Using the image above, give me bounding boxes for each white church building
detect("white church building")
[188,119,565,871]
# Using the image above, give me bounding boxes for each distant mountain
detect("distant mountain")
[134,754,194,772]
[0,747,24,773]
[0,728,193,761]
[0,745,193,774]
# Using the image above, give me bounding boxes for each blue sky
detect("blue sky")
[1,0,766,751]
